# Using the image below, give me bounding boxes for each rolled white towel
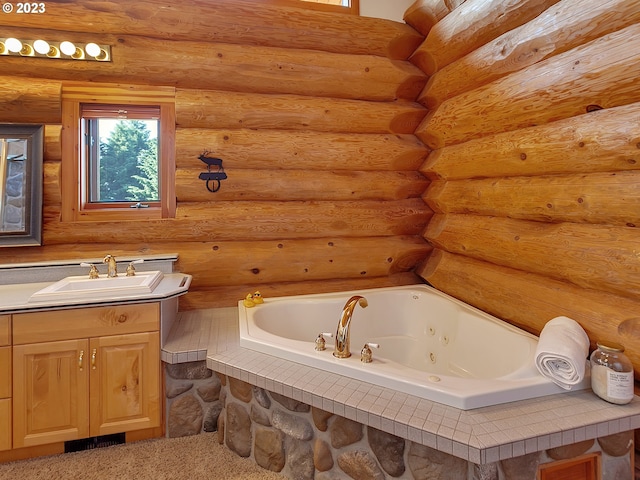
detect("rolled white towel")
[535,316,590,390]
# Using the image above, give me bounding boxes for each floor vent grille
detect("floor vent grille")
[64,433,126,453]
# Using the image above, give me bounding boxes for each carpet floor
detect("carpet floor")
[0,433,285,480]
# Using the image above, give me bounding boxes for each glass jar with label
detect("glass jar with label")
[590,341,634,405]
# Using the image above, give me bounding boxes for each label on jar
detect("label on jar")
[606,369,634,400]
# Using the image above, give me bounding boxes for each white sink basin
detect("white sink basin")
[28,270,164,302]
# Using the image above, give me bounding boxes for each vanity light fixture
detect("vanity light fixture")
[0,38,111,61]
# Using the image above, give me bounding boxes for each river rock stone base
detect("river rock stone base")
[165,361,633,479]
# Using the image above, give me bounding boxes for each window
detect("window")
[61,84,175,221]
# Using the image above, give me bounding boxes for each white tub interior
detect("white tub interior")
[238,284,589,409]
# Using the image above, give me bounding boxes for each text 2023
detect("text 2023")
[17,2,46,13]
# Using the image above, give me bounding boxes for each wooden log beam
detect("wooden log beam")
[420,102,640,180]
[409,0,560,75]
[0,76,61,124]
[403,0,467,36]
[42,199,433,244]
[175,90,428,133]
[176,128,429,172]
[417,23,640,149]
[177,168,429,202]
[0,0,422,60]
[174,236,431,287]
[180,273,424,310]
[2,27,426,102]
[418,249,640,377]
[420,0,640,108]
[43,125,62,162]
[425,214,640,299]
[43,162,61,207]
[424,172,640,227]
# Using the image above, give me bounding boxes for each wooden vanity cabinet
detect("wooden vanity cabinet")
[11,303,160,449]
[0,315,11,451]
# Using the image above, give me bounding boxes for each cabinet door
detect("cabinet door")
[13,339,90,448]
[0,399,10,451]
[90,332,160,437]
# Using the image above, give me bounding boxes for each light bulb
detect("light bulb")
[33,40,50,55]
[5,38,22,53]
[59,41,76,56]
[85,42,100,57]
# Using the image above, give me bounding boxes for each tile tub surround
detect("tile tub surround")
[162,307,640,466]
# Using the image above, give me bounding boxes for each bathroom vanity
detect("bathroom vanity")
[0,256,190,460]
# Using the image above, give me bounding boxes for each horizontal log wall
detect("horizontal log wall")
[410,0,640,374]
[0,0,433,309]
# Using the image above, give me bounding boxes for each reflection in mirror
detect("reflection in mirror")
[0,124,43,247]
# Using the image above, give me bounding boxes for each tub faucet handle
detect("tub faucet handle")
[315,332,333,351]
[360,342,379,363]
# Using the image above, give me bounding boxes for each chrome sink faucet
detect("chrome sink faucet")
[333,295,368,359]
[103,254,117,277]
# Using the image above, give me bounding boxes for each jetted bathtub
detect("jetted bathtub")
[238,284,589,409]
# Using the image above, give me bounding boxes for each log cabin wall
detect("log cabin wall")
[0,0,434,309]
[406,0,640,375]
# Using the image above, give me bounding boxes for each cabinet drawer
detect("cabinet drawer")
[0,347,9,398]
[0,315,9,346]
[13,303,159,345]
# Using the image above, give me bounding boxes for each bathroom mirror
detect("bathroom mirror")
[0,124,43,247]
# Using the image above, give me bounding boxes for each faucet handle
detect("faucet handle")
[360,342,379,363]
[315,332,333,351]
[126,259,144,276]
[80,262,100,279]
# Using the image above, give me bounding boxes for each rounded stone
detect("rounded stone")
[598,431,633,457]
[228,377,253,402]
[312,407,333,432]
[367,426,405,477]
[253,386,271,409]
[286,436,315,479]
[407,442,468,479]
[254,427,285,472]
[167,394,203,438]
[197,376,222,402]
[331,416,363,448]
[272,408,313,441]
[337,450,385,480]
[225,402,252,457]
[250,404,271,426]
[165,361,212,380]
[314,438,334,472]
[547,439,594,460]
[165,381,193,399]
[203,401,223,432]
[500,452,540,480]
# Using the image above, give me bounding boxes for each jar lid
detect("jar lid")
[596,341,625,352]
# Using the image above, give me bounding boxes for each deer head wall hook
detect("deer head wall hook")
[198,151,227,192]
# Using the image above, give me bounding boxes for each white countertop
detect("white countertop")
[0,273,191,313]
[163,307,640,465]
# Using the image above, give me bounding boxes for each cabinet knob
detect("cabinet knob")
[78,350,84,371]
[117,315,127,323]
